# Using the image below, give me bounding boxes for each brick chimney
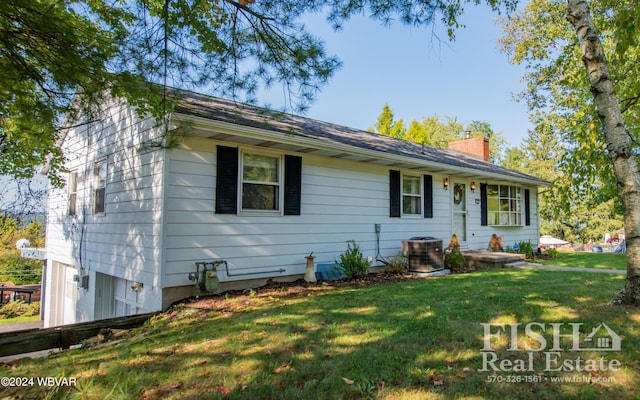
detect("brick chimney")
[448,133,490,162]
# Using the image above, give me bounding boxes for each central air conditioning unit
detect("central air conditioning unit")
[401,236,444,273]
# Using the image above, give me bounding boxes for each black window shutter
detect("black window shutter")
[215,145,238,214]
[423,174,433,218]
[389,170,401,218]
[284,155,302,215]
[524,188,531,226]
[480,183,488,226]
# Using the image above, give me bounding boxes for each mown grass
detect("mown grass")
[0,314,39,324]
[1,269,638,400]
[537,252,627,270]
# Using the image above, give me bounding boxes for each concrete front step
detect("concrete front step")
[461,250,527,269]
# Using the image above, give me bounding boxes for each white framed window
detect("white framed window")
[93,160,107,215]
[67,171,77,216]
[487,184,522,226]
[402,174,422,216]
[240,151,282,212]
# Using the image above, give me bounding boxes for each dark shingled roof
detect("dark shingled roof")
[171,89,547,185]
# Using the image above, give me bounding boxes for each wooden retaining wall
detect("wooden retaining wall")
[0,312,158,358]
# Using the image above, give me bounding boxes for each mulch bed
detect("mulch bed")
[185,273,424,311]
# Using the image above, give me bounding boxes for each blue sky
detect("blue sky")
[266,5,531,147]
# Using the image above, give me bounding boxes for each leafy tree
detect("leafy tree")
[373,106,508,163]
[1,0,343,185]
[368,104,406,138]
[3,0,522,184]
[406,115,464,148]
[501,146,526,172]
[0,216,44,285]
[501,0,640,304]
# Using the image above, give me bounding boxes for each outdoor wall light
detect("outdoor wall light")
[443,178,449,190]
[470,181,476,192]
[131,281,143,293]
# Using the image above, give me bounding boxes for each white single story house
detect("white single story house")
[43,89,547,327]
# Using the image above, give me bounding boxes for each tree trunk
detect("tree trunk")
[566,0,640,305]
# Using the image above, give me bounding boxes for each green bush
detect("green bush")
[0,301,28,319]
[24,301,40,316]
[445,248,467,273]
[383,253,407,274]
[546,248,559,259]
[517,241,534,258]
[0,301,40,319]
[335,240,371,279]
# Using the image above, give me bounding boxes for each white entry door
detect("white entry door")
[452,182,467,246]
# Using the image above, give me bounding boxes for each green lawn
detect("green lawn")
[0,314,39,324]
[537,252,627,270]
[1,269,638,400]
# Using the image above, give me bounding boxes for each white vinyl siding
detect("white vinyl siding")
[162,138,456,287]
[45,100,165,325]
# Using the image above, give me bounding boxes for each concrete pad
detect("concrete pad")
[409,269,451,278]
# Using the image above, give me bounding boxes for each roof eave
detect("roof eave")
[172,112,548,188]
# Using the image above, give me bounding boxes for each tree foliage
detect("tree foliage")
[1,0,342,184]
[368,104,406,138]
[0,216,44,285]
[501,0,640,304]
[1,0,519,184]
[369,104,507,163]
[499,0,639,212]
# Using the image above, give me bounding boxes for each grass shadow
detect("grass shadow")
[1,270,638,399]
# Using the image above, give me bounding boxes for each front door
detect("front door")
[452,182,467,245]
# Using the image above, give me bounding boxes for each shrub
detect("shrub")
[546,248,559,259]
[445,248,467,273]
[0,301,40,319]
[335,240,371,279]
[383,252,407,274]
[24,301,40,316]
[0,301,28,319]
[517,241,534,258]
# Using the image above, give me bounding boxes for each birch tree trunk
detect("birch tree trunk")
[566,0,640,305]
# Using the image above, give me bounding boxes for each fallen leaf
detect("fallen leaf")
[342,377,355,385]
[216,386,231,394]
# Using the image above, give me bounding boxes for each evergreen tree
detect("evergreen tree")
[369,104,406,138]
